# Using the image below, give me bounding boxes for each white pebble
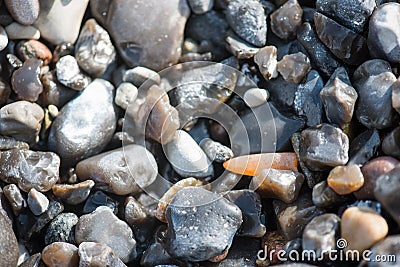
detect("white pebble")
[115,82,138,110]
[243,88,269,108]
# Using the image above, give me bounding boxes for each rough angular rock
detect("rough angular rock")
[76,144,157,195]
[368,3,400,64]
[225,34,259,59]
[75,19,116,77]
[297,22,341,78]
[327,165,364,195]
[302,214,340,259]
[11,58,43,102]
[320,67,358,129]
[28,188,49,216]
[353,59,399,129]
[270,0,303,40]
[348,129,380,166]
[316,0,376,33]
[254,46,278,80]
[251,169,304,203]
[0,149,60,192]
[48,79,117,166]
[3,184,26,216]
[314,12,368,65]
[34,0,89,44]
[200,138,234,163]
[165,187,242,262]
[56,55,91,91]
[45,213,78,245]
[382,126,400,159]
[243,88,269,108]
[0,213,18,267]
[341,207,388,253]
[277,52,311,83]
[294,70,324,126]
[98,0,189,70]
[42,242,79,267]
[226,0,267,47]
[75,206,137,263]
[79,242,127,267]
[52,180,95,205]
[4,0,39,25]
[312,181,347,208]
[166,130,213,178]
[299,124,349,171]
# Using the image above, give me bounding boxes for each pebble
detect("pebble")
[316,0,376,33]
[5,22,40,39]
[17,243,29,266]
[200,138,234,163]
[297,22,341,78]
[75,206,137,263]
[83,191,118,214]
[368,3,400,64]
[78,242,127,267]
[56,55,91,91]
[254,46,278,80]
[48,79,117,166]
[135,85,180,145]
[375,166,400,225]
[320,67,358,129]
[19,253,42,267]
[75,18,116,77]
[0,213,18,266]
[115,82,138,110]
[348,129,380,165]
[0,135,29,151]
[327,165,364,195]
[16,40,52,65]
[0,149,60,192]
[353,59,399,129]
[392,79,400,114]
[103,0,189,70]
[341,207,388,253]
[123,66,161,88]
[223,152,298,176]
[155,177,208,222]
[28,188,49,216]
[225,34,259,59]
[277,52,311,83]
[299,123,349,171]
[165,187,242,261]
[265,76,298,110]
[52,43,75,63]
[274,190,324,240]
[382,126,400,159]
[34,0,89,44]
[369,236,400,267]
[314,12,368,65]
[302,213,340,259]
[11,58,43,102]
[312,181,347,208]
[270,0,303,40]
[4,0,39,25]
[224,190,266,238]
[166,130,213,178]
[3,184,26,215]
[188,0,213,14]
[294,70,324,126]
[52,180,95,205]
[41,242,79,267]
[243,88,269,108]
[39,70,77,108]
[226,0,267,47]
[0,25,7,51]
[45,213,78,245]
[355,157,399,200]
[251,169,305,203]
[76,144,157,195]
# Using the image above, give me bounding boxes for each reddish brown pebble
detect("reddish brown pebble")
[327,165,364,195]
[355,156,399,199]
[17,40,52,65]
[223,152,298,176]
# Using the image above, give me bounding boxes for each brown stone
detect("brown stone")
[17,40,52,65]
[41,242,79,267]
[52,180,95,205]
[327,165,364,195]
[277,52,311,83]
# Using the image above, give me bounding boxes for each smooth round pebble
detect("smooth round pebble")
[243,88,269,108]
[115,82,138,110]
[42,242,79,267]
[4,0,39,25]
[327,165,364,195]
[5,22,40,39]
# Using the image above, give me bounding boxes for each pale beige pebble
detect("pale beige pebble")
[5,22,40,40]
[277,52,311,83]
[341,207,388,254]
[41,242,79,267]
[254,45,278,80]
[155,178,210,222]
[243,88,269,108]
[327,165,364,195]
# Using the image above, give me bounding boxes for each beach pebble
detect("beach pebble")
[45,213,78,245]
[0,213,18,267]
[4,0,39,25]
[11,58,43,102]
[115,82,138,110]
[277,52,311,83]
[0,26,7,51]
[188,0,214,14]
[27,188,49,216]
[3,184,26,216]
[16,40,52,65]
[41,242,79,267]
[78,242,127,267]
[123,66,161,88]
[243,88,269,108]
[200,138,234,163]
[312,181,347,208]
[56,55,91,91]
[270,0,303,40]
[327,165,364,195]
[52,180,95,205]
[5,22,40,39]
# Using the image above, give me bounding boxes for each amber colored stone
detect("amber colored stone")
[223,152,298,176]
[327,165,364,195]
[41,242,79,267]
